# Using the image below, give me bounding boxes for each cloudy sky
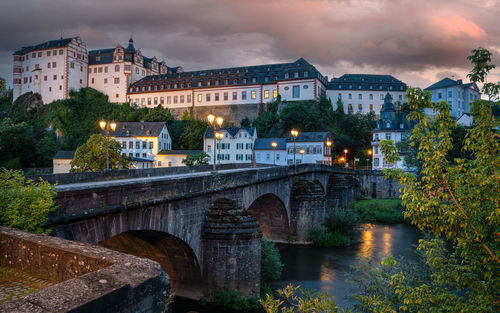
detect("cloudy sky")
[1,0,499,88]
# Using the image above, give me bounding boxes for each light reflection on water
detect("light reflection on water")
[273,223,421,309]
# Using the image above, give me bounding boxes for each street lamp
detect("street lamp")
[215,131,224,165]
[344,148,348,167]
[207,114,224,171]
[99,120,117,171]
[367,149,372,169]
[299,148,305,164]
[290,129,299,167]
[271,141,277,165]
[326,140,332,165]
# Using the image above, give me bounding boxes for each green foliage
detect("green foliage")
[279,100,324,134]
[324,207,361,237]
[309,225,350,247]
[259,284,351,313]
[35,132,59,167]
[0,77,6,92]
[240,116,251,128]
[214,289,261,311]
[261,238,284,283]
[181,152,209,166]
[179,119,208,150]
[253,100,281,138]
[142,105,175,122]
[0,118,36,168]
[71,134,131,172]
[373,48,499,312]
[0,169,56,234]
[352,199,404,223]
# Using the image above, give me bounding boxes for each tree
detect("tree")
[240,117,251,128]
[0,118,36,168]
[374,48,499,312]
[182,152,209,166]
[0,169,56,234]
[179,119,207,150]
[253,100,280,138]
[0,77,6,92]
[35,132,59,167]
[142,105,175,122]
[71,134,131,172]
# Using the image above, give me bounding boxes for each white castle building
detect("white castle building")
[13,37,88,103]
[326,74,407,116]
[127,58,328,110]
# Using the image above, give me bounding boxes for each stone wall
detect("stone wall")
[0,226,169,313]
[170,103,263,125]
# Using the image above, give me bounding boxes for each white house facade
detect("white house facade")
[254,138,287,166]
[326,74,407,116]
[127,58,328,110]
[424,78,480,119]
[285,132,333,165]
[88,38,178,103]
[156,150,203,167]
[13,37,88,103]
[371,93,412,170]
[106,122,172,168]
[203,127,257,165]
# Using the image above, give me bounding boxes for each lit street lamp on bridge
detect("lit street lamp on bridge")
[99,120,117,171]
[271,141,278,165]
[207,114,224,171]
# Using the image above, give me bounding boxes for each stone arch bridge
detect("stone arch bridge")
[46,164,398,300]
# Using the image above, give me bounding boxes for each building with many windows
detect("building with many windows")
[127,58,328,123]
[156,150,203,167]
[326,74,407,116]
[13,37,88,103]
[254,138,287,166]
[424,77,480,119]
[88,38,176,103]
[286,132,333,165]
[106,122,172,168]
[371,93,412,170]
[203,127,257,165]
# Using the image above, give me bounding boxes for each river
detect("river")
[173,223,421,312]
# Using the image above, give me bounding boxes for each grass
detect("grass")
[352,199,405,223]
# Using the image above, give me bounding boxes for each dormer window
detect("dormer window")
[215,80,219,86]
[224,79,228,85]
[294,72,299,78]
[207,80,211,86]
[284,73,289,79]
[198,81,202,87]
[390,86,393,90]
[243,78,247,84]
[303,71,308,77]
[369,85,373,89]
[252,77,256,83]
[338,84,342,88]
[349,84,352,89]
[265,76,269,82]
[358,85,361,89]
[233,79,237,84]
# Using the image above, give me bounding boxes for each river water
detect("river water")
[271,223,422,309]
[173,223,421,312]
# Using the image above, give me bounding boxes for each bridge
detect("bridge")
[42,164,399,301]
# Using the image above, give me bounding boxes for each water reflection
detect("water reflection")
[273,223,421,309]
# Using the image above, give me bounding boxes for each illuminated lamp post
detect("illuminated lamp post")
[326,140,332,165]
[215,131,224,165]
[290,129,299,166]
[207,114,224,171]
[367,149,372,169]
[99,120,117,171]
[271,141,278,165]
[344,148,348,167]
[299,148,305,164]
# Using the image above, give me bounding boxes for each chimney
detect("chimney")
[457,79,463,85]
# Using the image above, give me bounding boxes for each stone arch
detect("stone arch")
[312,179,325,195]
[98,230,203,300]
[326,174,350,209]
[248,193,291,241]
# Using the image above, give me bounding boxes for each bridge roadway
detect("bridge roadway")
[42,164,398,301]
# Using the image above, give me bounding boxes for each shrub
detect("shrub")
[309,225,350,247]
[214,289,261,310]
[352,199,404,223]
[261,238,284,283]
[0,169,56,234]
[324,207,360,237]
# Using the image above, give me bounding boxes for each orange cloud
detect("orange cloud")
[433,15,486,39]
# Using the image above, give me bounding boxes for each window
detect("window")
[180,95,184,103]
[48,63,51,69]
[121,141,127,149]
[142,153,147,158]
[53,75,57,80]
[264,90,269,99]
[438,92,442,99]
[114,77,120,84]
[448,91,452,98]
[105,67,108,73]
[233,92,237,100]
[242,91,247,100]
[246,143,252,149]
[104,78,108,84]
[174,96,178,104]
[147,98,152,105]
[154,97,158,105]
[44,76,47,81]
[374,158,379,167]
[215,93,219,101]
[292,86,300,98]
[273,89,278,98]
[125,65,131,71]
[380,94,384,100]
[385,133,391,140]
[98,67,103,73]
[206,94,211,102]
[358,104,362,111]
[70,62,74,69]
[136,142,140,149]
[251,90,256,99]
[91,78,95,84]
[52,62,56,68]
[284,73,289,79]
[198,94,202,102]
[129,142,133,149]
[370,104,373,111]
[348,93,352,99]
[187,95,191,103]
[348,104,353,112]
[149,142,154,149]
[115,65,120,72]
[358,94,362,100]
[223,92,228,101]
[369,94,373,100]
[38,52,42,57]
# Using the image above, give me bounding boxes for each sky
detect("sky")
[1,0,499,89]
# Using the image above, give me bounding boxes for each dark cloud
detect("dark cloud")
[1,0,499,88]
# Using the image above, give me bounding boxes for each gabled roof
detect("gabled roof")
[129,58,327,93]
[132,157,154,162]
[14,37,76,55]
[289,131,331,142]
[53,150,75,160]
[106,122,167,137]
[425,77,479,91]
[327,74,406,92]
[254,138,287,150]
[204,127,256,139]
